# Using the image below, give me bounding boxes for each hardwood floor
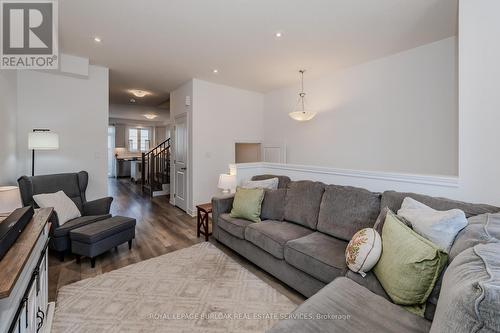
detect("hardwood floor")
[48,178,304,305]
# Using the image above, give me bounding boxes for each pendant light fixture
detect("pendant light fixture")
[288,69,316,121]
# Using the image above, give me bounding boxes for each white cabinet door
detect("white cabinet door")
[174,115,188,212]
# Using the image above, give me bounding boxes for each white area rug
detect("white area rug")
[52,242,296,332]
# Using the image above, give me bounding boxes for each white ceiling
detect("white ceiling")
[59,0,458,106]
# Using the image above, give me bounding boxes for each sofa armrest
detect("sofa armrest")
[211,194,234,240]
[83,197,113,216]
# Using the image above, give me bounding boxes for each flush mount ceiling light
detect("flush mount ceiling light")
[275,31,283,38]
[212,69,219,74]
[129,89,151,98]
[289,69,316,122]
[93,36,102,43]
[144,114,158,120]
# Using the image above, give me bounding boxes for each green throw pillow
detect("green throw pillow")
[373,211,448,314]
[230,187,265,223]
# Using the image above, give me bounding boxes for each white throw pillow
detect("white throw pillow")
[397,197,467,253]
[241,177,279,190]
[345,228,382,277]
[33,190,81,226]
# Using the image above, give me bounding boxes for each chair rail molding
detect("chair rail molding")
[229,162,461,200]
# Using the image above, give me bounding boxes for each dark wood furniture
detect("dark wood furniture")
[0,208,52,299]
[196,203,212,241]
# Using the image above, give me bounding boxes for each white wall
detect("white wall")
[457,0,500,205]
[0,71,18,185]
[191,79,263,212]
[263,37,458,176]
[16,66,109,200]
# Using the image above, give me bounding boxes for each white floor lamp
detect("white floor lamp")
[28,129,59,176]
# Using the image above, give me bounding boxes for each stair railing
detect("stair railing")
[141,138,170,196]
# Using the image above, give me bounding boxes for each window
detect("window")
[128,127,151,152]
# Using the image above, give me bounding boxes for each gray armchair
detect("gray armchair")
[18,171,113,260]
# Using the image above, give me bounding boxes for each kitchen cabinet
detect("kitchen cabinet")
[115,125,126,148]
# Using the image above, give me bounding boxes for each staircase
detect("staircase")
[141,138,170,197]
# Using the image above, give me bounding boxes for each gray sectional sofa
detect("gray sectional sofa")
[212,175,500,332]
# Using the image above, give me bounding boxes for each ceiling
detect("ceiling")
[59,0,458,106]
[109,104,170,124]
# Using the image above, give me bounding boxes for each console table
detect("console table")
[0,208,53,333]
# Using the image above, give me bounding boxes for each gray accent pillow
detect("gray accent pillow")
[260,189,286,221]
[317,185,381,241]
[381,191,500,219]
[284,181,325,229]
[430,243,500,333]
[449,213,500,262]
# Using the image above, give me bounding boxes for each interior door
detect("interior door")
[174,115,188,211]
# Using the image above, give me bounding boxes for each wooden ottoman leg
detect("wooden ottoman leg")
[128,239,132,250]
[91,257,96,268]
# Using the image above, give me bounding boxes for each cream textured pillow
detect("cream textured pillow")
[33,190,81,226]
[398,197,468,253]
[241,177,279,190]
[345,228,382,277]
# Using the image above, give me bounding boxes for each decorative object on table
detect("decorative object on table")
[373,211,448,316]
[196,203,212,241]
[17,171,114,261]
[28,129,59,176]
[51,242,295,332]
[70,216,136,268]
[230,187,265,223]
[289,69,316,121]
[0,206,34,260]
[241,177,279,190]
[0,186,22,215]
[345,228,382,277]
[218,173,236,194]
[397,197,468,253]
[33,190,82,226]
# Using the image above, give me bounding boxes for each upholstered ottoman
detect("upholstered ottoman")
[70,216,136,267]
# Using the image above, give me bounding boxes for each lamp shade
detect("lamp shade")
[288,111,317,121]
[0,186,22,215]
[28,131,59,150]
[218,174,236,192]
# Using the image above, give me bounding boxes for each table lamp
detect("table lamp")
[28,129,59,176]
[0,186,22,216]
[218,174,236,194]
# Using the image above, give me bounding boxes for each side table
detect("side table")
[196,203,212,241]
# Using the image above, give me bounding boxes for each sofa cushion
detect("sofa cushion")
[285,232,348,283]
[284,181,325,229]
[449,213,500,262]
[430,243,500,333]
[317,185,381,241]
[373,212,447,311]
[230,187,265,222]
[218,213,253,239]
[52,214,111,238]
[381,190,500,219]
[267,277,432,333]
[244,221,313,259]
[260,189,286,221]
[251,174,291,189]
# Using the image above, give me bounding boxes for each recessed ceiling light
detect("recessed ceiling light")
[213,69,219,74]
[129,89,151,98]
[275,32,283,38]
[144,114,158,120]
[93,37,102,43]
[130,98,136,103]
